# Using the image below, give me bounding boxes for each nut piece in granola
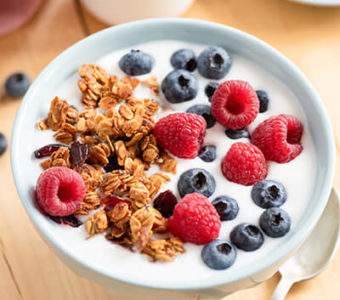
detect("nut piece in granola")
[85,210,108,234]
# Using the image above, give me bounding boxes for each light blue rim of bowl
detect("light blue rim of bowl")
[11,18,335,290]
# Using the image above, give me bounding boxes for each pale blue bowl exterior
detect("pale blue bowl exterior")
[11,18,335,292]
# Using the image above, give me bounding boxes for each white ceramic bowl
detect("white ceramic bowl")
[11,19,335,299]
[81,0,195,25]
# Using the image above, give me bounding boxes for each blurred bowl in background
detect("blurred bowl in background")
[80,0,194,24]
[0,0,41,37]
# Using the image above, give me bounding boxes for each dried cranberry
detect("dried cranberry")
[153,190,178,218]
[48,214,82,227]
[34,144,67,158]
[70,141,89,167]
[62,215,83,227]
[102,194,131,210]
[104,156,123,172]
[48,215,62,224]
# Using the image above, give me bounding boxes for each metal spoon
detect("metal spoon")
[271,188,340,300]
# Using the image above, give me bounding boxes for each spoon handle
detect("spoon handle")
[270,275,294,300]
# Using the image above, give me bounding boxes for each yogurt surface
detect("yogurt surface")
[34,40,316,285]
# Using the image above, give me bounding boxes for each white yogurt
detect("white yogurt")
[36,40,316,285]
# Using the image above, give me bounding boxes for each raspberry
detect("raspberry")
[36,167,86,216]
[211,80,259,129]
[221,142,268,186]
[153,113,207,159]
[167,193,221,245]
[251,114,303,163]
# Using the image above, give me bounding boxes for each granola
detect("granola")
[35,64,183,262]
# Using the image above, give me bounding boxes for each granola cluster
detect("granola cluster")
[36,64,184,262]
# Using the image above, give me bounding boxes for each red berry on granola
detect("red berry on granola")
[36,167,86,216]
[167,193,221,245]
[153,112,207,159]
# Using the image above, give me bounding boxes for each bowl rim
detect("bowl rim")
[11,18,335,291]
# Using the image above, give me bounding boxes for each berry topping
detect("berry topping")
[34,144,67,158]
[205,82,219,102]
[186,104,216,128]
[259,207,291,238]
[197,46,232,79]
[167,193,221,245]
[251,180,287,208]
[49,215,83,228]
[225,128,250,140]
[153,113,206,159]
[230,223,264,251]
[211,80,259,129]
[256,90,270,113]
[161,69,198,103]
[170,49,197,72]
[0,133,8,156]
[221,142,267,186]
[104,156,124,173]
[153,190,178,218]
[119,49,154,76]
[212,195,239,221]
[198,145,217,163]
[201,239,236,270]
[251,114,303,163]
[5,72,30,98]
[178,168,216,198]
[70,141,89,167]
[36,167,86,216]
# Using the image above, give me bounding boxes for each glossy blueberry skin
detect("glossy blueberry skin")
[251,180,287,209]
[0,133,7,155]
[212,195,239,221]
[225,128,250,140]
[5,72,30,98]
[199,145,217,162]
[119,49,154,76]
[205,82,219,102]
[170,48,197,72]
[256,90,269,113]
[260,208,291,238]
[230,223,264,251]
[161,69,198,103]
[178,168,216,198]
[201,239,237,270]
[197,46,232,80]
[186,104,216,128]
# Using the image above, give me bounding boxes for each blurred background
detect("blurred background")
[1,0,340,299]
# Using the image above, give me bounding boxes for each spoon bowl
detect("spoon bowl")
[271,188,340,300]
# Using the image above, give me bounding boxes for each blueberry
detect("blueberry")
[198,145,216,162]
[161,70,198,103]
[201,240,237,270]
[230,223,264,251]
[225,128,250,139]
[197,46,232,80]
[186,104,216,128]
[212,196,239,221]
[119,49,154,76]
[204,82,219,102]
[170,49,197,72]
[178,168,216,198]
[251,180,287,209]
[259,208,291,238]
[256,90,269,113]
[0,133,7,155]
[5,72,30,98]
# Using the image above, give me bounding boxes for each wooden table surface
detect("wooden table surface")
[1,0,340,299]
